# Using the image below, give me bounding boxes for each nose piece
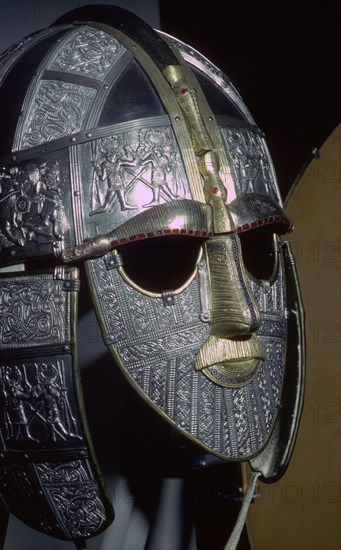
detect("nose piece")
[195,233,264,388]
[205,233,261,336]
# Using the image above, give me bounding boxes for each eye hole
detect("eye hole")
[117,236,205,294]
[238,228,278,282]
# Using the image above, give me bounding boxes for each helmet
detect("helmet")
[0,4,305,545]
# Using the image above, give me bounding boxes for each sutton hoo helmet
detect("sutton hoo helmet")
[0,5,305,548]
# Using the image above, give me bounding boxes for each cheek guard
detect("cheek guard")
[0,4,305,547]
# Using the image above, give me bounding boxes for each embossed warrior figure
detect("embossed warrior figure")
[3,366,35,442]
[0,163,68,250]
[140,144,179,206]
[33,363,75,442]
[39,162,69,239]
[92,136,137,212]
[0,167,26,246]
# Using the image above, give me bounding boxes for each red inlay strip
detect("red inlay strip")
[236,216,291,233]
[111,228,214,247]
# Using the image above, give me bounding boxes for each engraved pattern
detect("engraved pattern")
[153,295,176,332]
[49,485,106,538]
[177,287,197,324]
[88,241,288,458]
[232,390,251,456]
[90,258,127,341]
[36,460,88,483]
[21,81,96,149]
[221,127,277,199]
[257,319,286,339]
[125,285,153,336]
[250,254,286,315]
[48,27,123,79]
[256,367,273,431]
[269,343,283,400]
[118,326,207,363]
[197,373,215,443]
[0,268,109,538]
[89,128,188,218]
[0,279,67,347]
[174,355,192,429]
[0,162,69,253]
[35,460,106,538]
[248,389,264,450]
[149,361,168,409]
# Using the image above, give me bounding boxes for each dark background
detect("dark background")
[159,1,340,200]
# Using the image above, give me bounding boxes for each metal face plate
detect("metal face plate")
[87,247,287,460]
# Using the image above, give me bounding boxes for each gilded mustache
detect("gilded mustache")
[195,334,265,388]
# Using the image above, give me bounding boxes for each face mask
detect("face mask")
[0,5,305,545]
